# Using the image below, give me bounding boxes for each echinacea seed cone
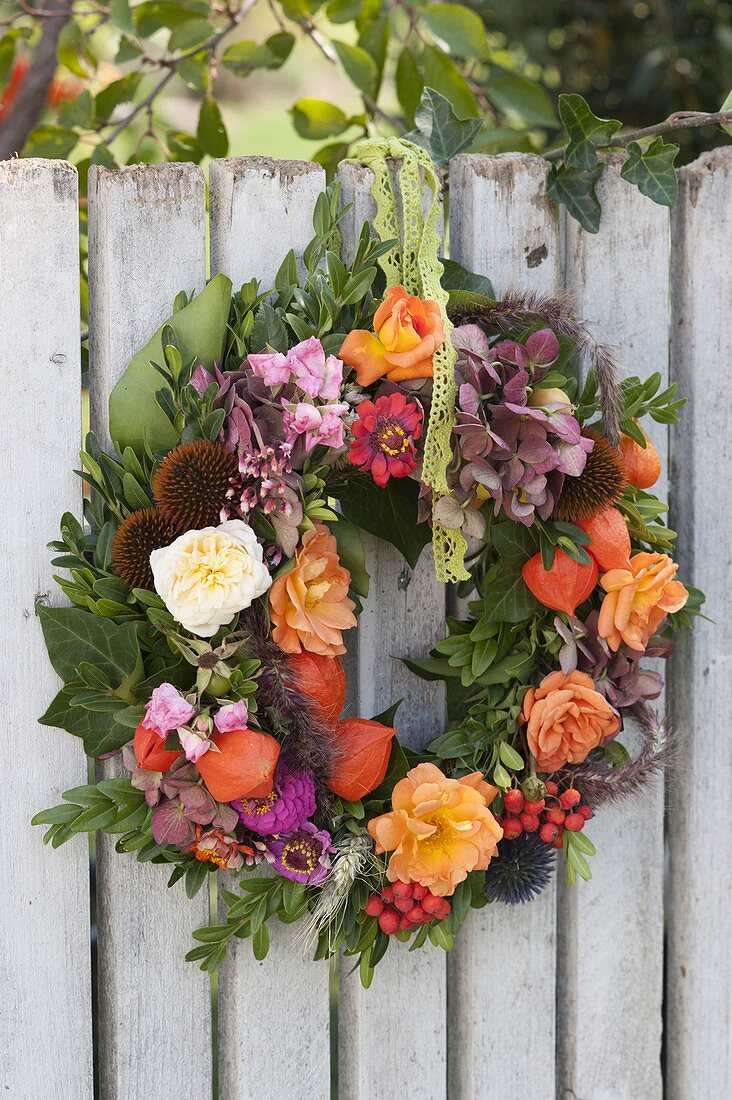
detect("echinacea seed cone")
[552,431,626,522]
[112,508,175,591]
[153,438,238,531]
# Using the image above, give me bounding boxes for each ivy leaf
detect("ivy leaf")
[482,565,541,624]
[546,163,604,234]
[558,94,622,170]
[334,475,431,569]
[620,138,679,208]
[421,3,488,59]
[405,87,482,166]
[37,604,142,687]
[440,258,494,298]
[39,686,132,756]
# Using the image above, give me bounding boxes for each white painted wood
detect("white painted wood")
[0,160,93,1100]
[209,156,332,1100]
[559,158,669,1100]
[666,147,732,1099]
[87,163,212,1100]
[447,153,560,1099]
[336,160,449,1100]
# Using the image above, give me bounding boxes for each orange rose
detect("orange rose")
[270,524,357,657]
[522,670,620,773]
[367,762,502,897]
[598,551,688,653]
[339,285,444,386]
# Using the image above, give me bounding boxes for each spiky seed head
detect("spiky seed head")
[153,439,238,531]
[483,832,556,904]
[552,430,626,522]
[112,507,175,591]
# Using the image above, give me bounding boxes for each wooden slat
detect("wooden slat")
[87,164,212,1100]
[0,160,93,1100]
[559,158,669,1099]
[447,153,560,1099]
[336,161,448,1100]
[209,157,332,1100]
[666,147,732,1098]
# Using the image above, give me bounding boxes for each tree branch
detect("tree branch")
[0,0,73,160]
[544,109,732,162]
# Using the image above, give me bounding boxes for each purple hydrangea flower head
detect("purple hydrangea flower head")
[267,822,334,885]
[232,761,316,836]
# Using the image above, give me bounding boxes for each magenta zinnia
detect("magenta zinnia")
[348,392,422,488]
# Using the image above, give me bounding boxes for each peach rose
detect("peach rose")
[367,762,502,897]
[339,285,444,387]
[270,523,357,657]
[522,670,620,773]
[598,551,688,652]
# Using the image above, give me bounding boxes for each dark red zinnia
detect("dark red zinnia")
[348,392,423,488]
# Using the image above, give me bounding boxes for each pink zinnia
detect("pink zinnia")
[348,392,423,487]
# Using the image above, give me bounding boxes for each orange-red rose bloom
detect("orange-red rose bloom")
[522,670,620,773]
[339,285,444,386]
[598,551,688,653]
[270,524,357,657]
[367,763,502,896]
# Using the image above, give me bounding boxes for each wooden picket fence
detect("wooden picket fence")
[1,148,730,1100]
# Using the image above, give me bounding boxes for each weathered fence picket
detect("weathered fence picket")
[0,159,93,1100]
[4,147,731,1100]
[209,156,332,1100]
[87,163,212,1100]
[336,160,449,1100]
[448,153,560,1098]
[667,148,732,1099]
[558,159,669,1100]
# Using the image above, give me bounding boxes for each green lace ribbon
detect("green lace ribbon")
[347,137,469,583]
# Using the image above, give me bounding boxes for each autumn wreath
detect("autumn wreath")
[34,141,700,979]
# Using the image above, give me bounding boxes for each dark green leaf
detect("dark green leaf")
[487,76,558,129]
[558,93,622,169]
[620,138,679,208]
[334,475,431,569]
[405,87,482,166]
[422,3,488,58]
[332,40,378,97]
[546,163,604,234]
[197,97,228,157]
[37,604,141,686]
[291,98,351,140]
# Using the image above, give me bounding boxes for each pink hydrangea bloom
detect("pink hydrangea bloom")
[214,700,249,733]
[144,683,195,739]
[248,348,291,387]
[286,337,344,400]
[282,400,349,453]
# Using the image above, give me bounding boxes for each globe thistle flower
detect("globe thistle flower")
[483,832,556,904]
[267,823,334,885]
[232,761,316,836]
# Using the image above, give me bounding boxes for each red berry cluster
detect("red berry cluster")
[364,882,451,935]
[496,782,593,850]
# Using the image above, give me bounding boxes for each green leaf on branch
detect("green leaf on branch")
[487,76,558,130]
[405,87,482,166]
[222,33,295,75]
[291,98,352,140]
[421,3,488,58]
[197,97,228,157]
[558,93,622,169]
[332,41,378,98]
[546,163,604,234]
[620,138,679,208]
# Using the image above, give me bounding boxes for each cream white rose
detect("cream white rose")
[150,519,271,637]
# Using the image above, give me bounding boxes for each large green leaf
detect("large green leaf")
[108,273,232,456]
[406,87,482,166]
[334,475,431,570]
[291,98,351,140]
[620,138,679,208]
[422,3,488,58]
[483,565,540,623]
[38,604,142,686]
[487,76,558,129]
[333,514,370,598]
[546,163,604,234]
[558,93,622,169]
[332,41,378,98]
[39,687,131,757]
